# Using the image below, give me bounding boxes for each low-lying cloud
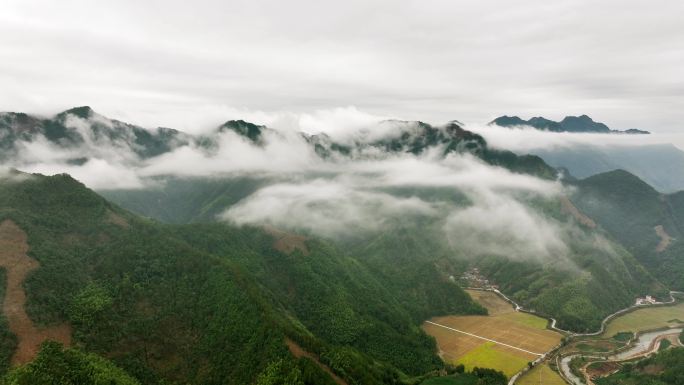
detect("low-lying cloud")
[223,180,441,239]
[1,110,623,267]
[469,124,684,152]
[444,191,568,263]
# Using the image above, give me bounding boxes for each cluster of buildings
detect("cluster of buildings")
[457,267,498,290]
[635,295,657,306]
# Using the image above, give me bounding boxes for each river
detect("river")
[559,327,683,385]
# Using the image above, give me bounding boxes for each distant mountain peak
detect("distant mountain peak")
[490,114,649,134]
[218,119,266,143]
[60,106,95,119]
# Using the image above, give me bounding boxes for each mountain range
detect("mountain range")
[0,106,681,384]
[490,114,650,134]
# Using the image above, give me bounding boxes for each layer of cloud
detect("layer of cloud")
[140,129,318,177]
[444,191,568,263]
[2,0,684,132]
[6,114,146,189]
[470,124,684,152]
[1,111,613,267]
[223,180,441,238]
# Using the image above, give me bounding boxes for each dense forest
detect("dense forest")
[0,108,681,383]
[0,172,487,384]
[572,169,684,291]
[105,175,662,332]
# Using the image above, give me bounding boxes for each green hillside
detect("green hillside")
[108,173,663,332]
[0,171,485,384]
[571,169,684,290]
[344,199,661,332]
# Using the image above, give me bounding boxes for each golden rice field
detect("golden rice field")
[602,301,684,337]
[423,290,562,378]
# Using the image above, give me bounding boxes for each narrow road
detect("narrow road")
[468,287,683,385]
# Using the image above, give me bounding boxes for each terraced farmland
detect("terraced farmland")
[423,290,562,377]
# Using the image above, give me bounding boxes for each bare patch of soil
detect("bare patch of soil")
[264,226,309,256]
[0,220,71,366]
[560,197,596,228]
[107,210,129,229]
[654,225,673,252]
[586,361,620,378]
[285,338,348,385]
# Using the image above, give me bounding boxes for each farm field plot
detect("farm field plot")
[602,302,684,337]
[516,362,566,385]
[464,289,513,316]
[423,290,562,377]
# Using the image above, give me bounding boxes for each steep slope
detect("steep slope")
[0,171,485,384]
[0,107,667,335]
[343,201,662,332]
[571,169,684,290]
[103,175,662,331]
[100,176,268,224]
[0,172,294,384]
[173,223,485,377]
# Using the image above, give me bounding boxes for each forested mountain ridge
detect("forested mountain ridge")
[0,107,190,161]
[0,106,556,180]
[0,170,486,384]
[0,108,658,333]
[570,169,684,290]
[0,107,680,383]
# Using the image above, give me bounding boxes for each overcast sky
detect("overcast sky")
[2,0,683,133]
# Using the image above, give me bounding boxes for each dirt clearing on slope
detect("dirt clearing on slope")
[285,338,348,385]
[654,225,672,252]
[264,226,309,255]
[561,197,596,228]
[0,220,71,366]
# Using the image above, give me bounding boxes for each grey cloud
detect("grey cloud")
[222,180,442,239]
[2,110,608,266]
[443,192,569,264]
[1,0,683,132]
[469,124,684,153]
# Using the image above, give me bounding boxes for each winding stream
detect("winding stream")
[559,355,585,385]
[611,328,682,360]
[479,288,683,385]
[558,328,683,385]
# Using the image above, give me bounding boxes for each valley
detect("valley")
[422,280,684,385]
[1,108,684,384]
[553,296,684,384]
[3,0,684,383]
[556,298,684,385]
[424,290,562,379]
